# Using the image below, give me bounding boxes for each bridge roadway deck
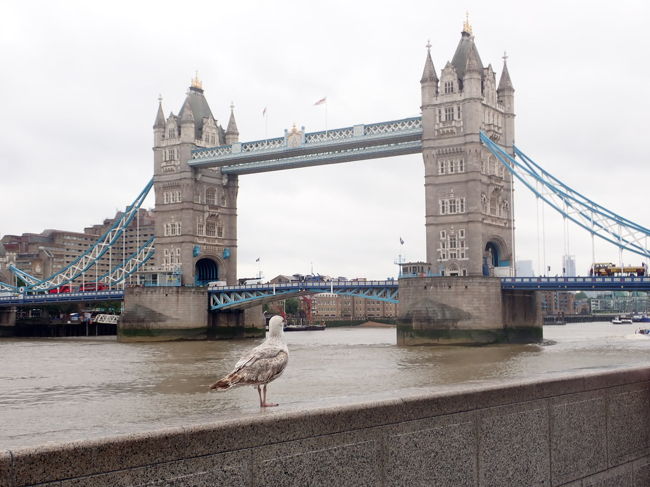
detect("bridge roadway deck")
[0,277,648,308]
[501,276,650,291]
[0,290,124,307]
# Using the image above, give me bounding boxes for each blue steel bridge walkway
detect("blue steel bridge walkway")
[208,280,399,310]
[501,276,650,291]
[0,290,124,307]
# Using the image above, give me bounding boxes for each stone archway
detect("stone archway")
[483,241,501,276]
[195,258,219,285]
[485,242,500,267]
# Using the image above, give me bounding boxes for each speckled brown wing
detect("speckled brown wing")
[234,349,289,385]
[212,347,288,389]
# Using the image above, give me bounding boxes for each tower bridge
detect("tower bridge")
[1,19,648,343]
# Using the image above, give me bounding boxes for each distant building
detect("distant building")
[588,291,649,314]
[515,260,534,277]
[265,273,397,322]
[539,291,576,316]
[311,292,396,321]
[0,208,155,287]
[562,255,576,277]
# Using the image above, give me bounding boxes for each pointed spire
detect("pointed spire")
[462,11,473,36]
[451,26,483,81]
[190,71,203,92]
[180,102,195,123]
[226,102,239,135]
[498,52,514,91]
[153,95,165,129]
[421,40,439,83]
[465,43,482,75]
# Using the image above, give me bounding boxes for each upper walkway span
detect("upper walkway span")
[189,117,423,174]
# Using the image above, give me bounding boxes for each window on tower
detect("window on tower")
[444,81,454,94]
[439,198,466,215]
[206,188,217,206]
[445,107,454,121]
[206,220,216,237]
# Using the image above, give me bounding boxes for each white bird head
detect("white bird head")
[268,315,285,338]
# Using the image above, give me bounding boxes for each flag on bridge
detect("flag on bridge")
[262,107,267,116]
[314,97,327,106]
[256,257,260,262]
[400,237,404,245]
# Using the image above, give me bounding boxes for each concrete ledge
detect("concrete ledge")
[5,366,650,486]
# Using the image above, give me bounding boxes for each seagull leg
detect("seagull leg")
[260,384,278,407]
[257,385,264,407]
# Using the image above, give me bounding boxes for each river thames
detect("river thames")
[2,322,650,449]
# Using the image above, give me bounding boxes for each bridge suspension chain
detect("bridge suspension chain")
[3,179,154,293]
[95,237,156,286]
[481,133,650,260]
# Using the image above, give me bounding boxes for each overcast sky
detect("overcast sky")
[1,1,649,281]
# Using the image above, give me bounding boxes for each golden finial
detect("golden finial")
[426,39,431,51]
[463,11,473,34]
[191,71,203,90]
[157,94,163,104]
[502,51,508,63]
[230,101,235,111]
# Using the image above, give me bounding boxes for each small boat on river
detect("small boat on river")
[612,316,633,324]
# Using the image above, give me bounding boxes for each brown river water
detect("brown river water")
[2,322,650,449]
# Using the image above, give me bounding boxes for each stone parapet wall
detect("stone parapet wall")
[2,366,649,486]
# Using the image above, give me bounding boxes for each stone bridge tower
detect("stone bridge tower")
[152,76,239,286]
[420,19,515,277]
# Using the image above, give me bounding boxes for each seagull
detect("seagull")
[210,315,289,407]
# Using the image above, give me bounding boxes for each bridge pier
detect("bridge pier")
[208,306,265,339]
[118,287,209,341]
[397,277,542,345]
[0,306,16,337]
[118,287,266,342]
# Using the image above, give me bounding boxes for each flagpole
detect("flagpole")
[263,108,268,139]
[325,100,328,137]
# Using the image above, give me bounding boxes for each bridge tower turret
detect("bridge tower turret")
[152,74,238,286]
[420,18,515,277]
[497,56,515,149]
[225,103,239,145]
